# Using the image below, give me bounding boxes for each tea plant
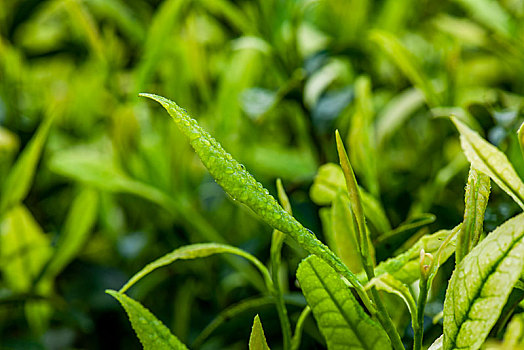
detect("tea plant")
[107,94,524,350]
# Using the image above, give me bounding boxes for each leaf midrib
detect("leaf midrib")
[308,259,374,349]
[447,231,524,348]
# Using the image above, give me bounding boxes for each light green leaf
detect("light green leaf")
[106,290,188,350]
[140,93,371,309]
[502,313,524,348]
[310,163,391,234]
[119,243,270,293]
[456,167,490,263]
[44,187,99,279]
[348,76,379,197]
[369,30,440,107]
[0,114,55,215]
[249,314,271,350]
[0,205,53,292]
[332,193,363,273]
[369,225,459,285]
[429,335,444,350]
[452,117,524,210]
[453,0,514,37]
[297,255,392,350]
[443,213,524,350]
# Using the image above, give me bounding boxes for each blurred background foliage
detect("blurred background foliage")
[1,0,524,349]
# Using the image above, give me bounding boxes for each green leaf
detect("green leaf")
[140,93,371,309]
[296,255,392,350]
[452,117,524,210]
[119,243,270,293]
[456,167,491,263]
[44,187,99,279]
[310,163,391,234]
[502,313,524,348]
[348,76,379,197]
[443,213,524,350]
[106,290,188,350]
[369,225,460,285]
[0,114,55,215]
[369,30,440,107]
[331,193,363,273]
[249,314,271,350]
[429,335,443,350]
[0,205,53,292]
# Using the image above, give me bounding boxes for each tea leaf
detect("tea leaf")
[429,335,444,350]
[106,290,188,350]
[443,213,524,350]
[44,187,99,279]
[452,117,524,210]
[369,225,459,285]
[332,193,363,273]
[456,167,490,264]
[297,255,392,350]
[369,30,440,107]
[310,163,391,234]
[0,114,55,215]
[249,314,271,350]
[140,93,370,308]
[0,205,53,292]
[119,243,270,293]
[348,76,379,197]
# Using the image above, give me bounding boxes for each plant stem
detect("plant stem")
[414,279,429,350]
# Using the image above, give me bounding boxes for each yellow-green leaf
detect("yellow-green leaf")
[249,314,271,350]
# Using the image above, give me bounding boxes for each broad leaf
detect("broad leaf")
[119,243,270,293]
[297,255,391,350]
[456,167,490,263]
[106,290,188,350]
[452,117,524,210]
[443,213,524,350]
[249,314,271,350]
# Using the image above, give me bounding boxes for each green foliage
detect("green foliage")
[106,290,188,350]
[296,255,392,349]
[443,213,524,350]
[249,315,271,350]
[2,0,524,348]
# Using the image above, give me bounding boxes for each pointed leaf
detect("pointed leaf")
[120,243,270,293]
[140,93,369,306]
[249,314,271,350]
[0,115,55,215]
[443,213,524,350]
[456,167,490,263]
[297,255,392,350]
[332,193,363,273]
[452,117,524,210]
[106,290,188,350]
